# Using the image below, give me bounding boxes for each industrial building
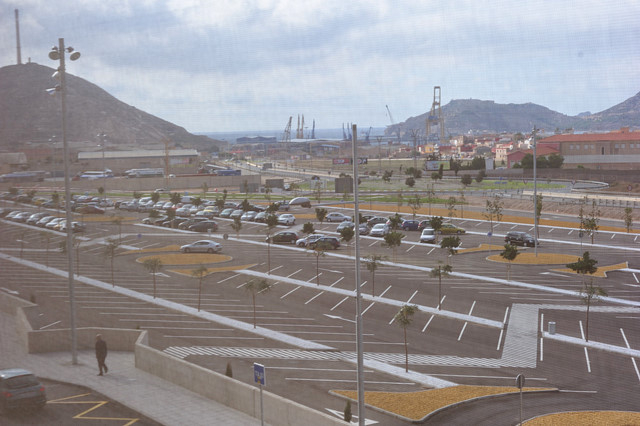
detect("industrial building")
[76,149,200,176]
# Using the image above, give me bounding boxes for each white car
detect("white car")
[277,214,296,226]
[420,228,436,243]
[325,212,351,222]
[369,223,389,237]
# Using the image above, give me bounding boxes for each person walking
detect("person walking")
[95,334,108,376]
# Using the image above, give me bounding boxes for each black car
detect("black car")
[308,236,340,250]
[401,219,420,231]
[178,217,208,230]
[0,368,46,412]
[418,219,433,231]
[188,220,219,232]
[267,231,299,244]
[505,231,537,247]
[366,216,388,228]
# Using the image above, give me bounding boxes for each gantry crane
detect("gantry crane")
[282,116,292,143]
[426,86,444,143]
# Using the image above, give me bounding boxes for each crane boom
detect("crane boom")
[385,105,395,124]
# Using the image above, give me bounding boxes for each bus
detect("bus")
[0,171,46,183]
[77,170,114,180]
[124,168,164,178]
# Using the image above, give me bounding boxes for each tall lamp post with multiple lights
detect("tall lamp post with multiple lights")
[48,38,81,364]
[97,132,107,199]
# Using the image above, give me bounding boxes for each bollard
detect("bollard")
[548,321,556,335]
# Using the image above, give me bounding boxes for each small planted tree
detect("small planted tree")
[265,213,279,274]
[112,216,123,243]
[446,196,457,219]
[104,238,120,286]
[315,207,327,224]
[408,194,422,219]
[484,195,504,234]
[344,400,352,423]
[429,216,444,243]
[364,254,387,297]
[430,262,452,310]
[500,243,519,281]
[440,236,460,265]
[458,190,466,218]
[230,216,242,238]
[143,258,163,299]
[383,231,404,262]
[339,226,354,254]
[461,174,472,187]
[245,278,272,328]
[396,190,403,212]
[535,194,543,239]
[191,264,209,311]
[566,251,604,342]
[583,200,601,244]
[405,176,415,188]
[624,207,633,233]
[310,242,330,286]
[387,213,403,231]
[394,304,419,372]
[302,222,315,236]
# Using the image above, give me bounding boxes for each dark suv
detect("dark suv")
[0,369,46,412]
[308,236,340,250]
[505,231,537,247]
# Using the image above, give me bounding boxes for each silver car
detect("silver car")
[180,240,222,253]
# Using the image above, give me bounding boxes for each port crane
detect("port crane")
[282,116,292,143]
[426,86,445,143]
[386,105,401,142]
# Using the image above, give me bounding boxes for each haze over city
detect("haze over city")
[1,0,638,133]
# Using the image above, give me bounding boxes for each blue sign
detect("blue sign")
[254,363,266,386]
[487,231,493,237]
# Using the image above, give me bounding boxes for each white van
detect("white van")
[420,228,436,243]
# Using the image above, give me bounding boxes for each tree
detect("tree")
[310,242,332,286]
[458,190,466,219]
[535,194,543,239]
[566,252,603,342]
[191,264,209,311]
[315,207,327,224]
[450,159,461,176]
[170,192,181,205]
[461,174,472,187]
[475,170,485,183]
[440,236,460,264]
[111,216,123,243]
[430,262,452,310]
[396,190,403,212]
[51,191,60,210]
[244,278,272,328]
[151,191,160,204]
[192,197,202,209]
[239,199,251,212]
[484,195,504,234]
[408,194,422,219]
[500,244,519,281]
[201,182,209,198]
[387,213,403,231]
[230,216,242,238]
[142,257,163,299]
[104,239,120,286]
[364,254,387,297]
[98,186,105,199]
[339,226,354,254]
[429,216,444,243]
[382,170,393,183]
[446,196,457,219]
[344,400,352,423]
[133,191,143,200]
[383,231,404,262]
[431,172,441,182]
[624,207,633,233]
[302,222,315,235]
[40,231,52,267]
[265,214,279,274]
[547,153,564,168]
[405,176,415,188]
[582,199,601,244]
[394,304,419,372]
[470,156,486,170]
[426,185,435,215]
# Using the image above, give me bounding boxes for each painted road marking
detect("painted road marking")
[287,268,302,278]
[362,302,376,316]
[406,290,418,304]
[330,277,344,287]
[422,315,434,332]
[379,285,392,298]
[620,328,640,383]
[280,286,300,299]
[305,291,324,304]
[331,297,349,311]
[217,273,240,283]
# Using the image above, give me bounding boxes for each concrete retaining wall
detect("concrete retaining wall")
[1,291,345,425]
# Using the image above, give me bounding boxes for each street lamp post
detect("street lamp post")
[48,38,81,364]
[97,132,107,200]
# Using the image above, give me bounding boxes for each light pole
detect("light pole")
[532,127,538,257]
[48,38,80,364]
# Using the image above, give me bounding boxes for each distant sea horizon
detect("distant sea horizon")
[196,127,387,143]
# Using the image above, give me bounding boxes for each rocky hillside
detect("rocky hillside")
[386,92,640,137]
[0,63,224,151]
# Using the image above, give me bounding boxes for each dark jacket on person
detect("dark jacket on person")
[95,339,107,359]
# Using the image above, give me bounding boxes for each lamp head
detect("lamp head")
[69,51,81,61]
[48,50,60,61]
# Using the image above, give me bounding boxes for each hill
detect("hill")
[0,63,224,151]
[386,92,640,138]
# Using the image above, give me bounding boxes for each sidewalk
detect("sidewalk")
[0,310,262,425]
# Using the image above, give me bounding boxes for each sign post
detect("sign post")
[516,374,525,425]
[253,363,266,426]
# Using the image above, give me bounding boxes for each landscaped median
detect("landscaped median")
[330,385,556,422]
[524,411,640,425]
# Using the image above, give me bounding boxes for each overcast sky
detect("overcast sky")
[1,0,638,133]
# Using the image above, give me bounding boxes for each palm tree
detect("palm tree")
[244,278,271,328]
[394,304,419,372]
[143,258,163,298]
[104,238,120,286]
[364,254,387,297]
[191,264,209,311]
[430,262,452,310]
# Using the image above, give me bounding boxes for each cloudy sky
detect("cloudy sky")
[1,0,638,133]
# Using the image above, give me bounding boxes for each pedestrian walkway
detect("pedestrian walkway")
[0,309,263,425]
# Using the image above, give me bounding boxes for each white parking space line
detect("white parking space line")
[457,301,476,341]
[474,222,483,227]
[331,297,349,311]
[405,244,416,252]
[379,285,392,298]
[330,277,344,287]
[285,378,414,385]
[308,273,322,283]
[368,240,378,247]
[406,290,418,304]
[422,315,434,332]
[584,347,591,373]
[611,234,616,239]
[39,320,61,330]
[287,269,303,278]
[280,286,300,299]
[269,265,284,274]
[568,229,574,235]
[165,335,263,340]
[361,302,375,316]
[633,273,639,283]
[217,274,240,283]
[548,228,555,233]
[427,247,436,255]
[540,338,544,361]
[305,292,324,304]
[620,328,640,383]
[510,224,518,229]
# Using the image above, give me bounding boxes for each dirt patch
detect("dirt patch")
[524,411,640,425]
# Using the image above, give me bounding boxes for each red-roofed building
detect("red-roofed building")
[506,145,560,168]
[538,127,640,170]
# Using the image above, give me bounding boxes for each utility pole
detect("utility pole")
[15,10,22,64]
[532,127,538,257]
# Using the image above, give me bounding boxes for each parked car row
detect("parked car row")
[0,209,85,232]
